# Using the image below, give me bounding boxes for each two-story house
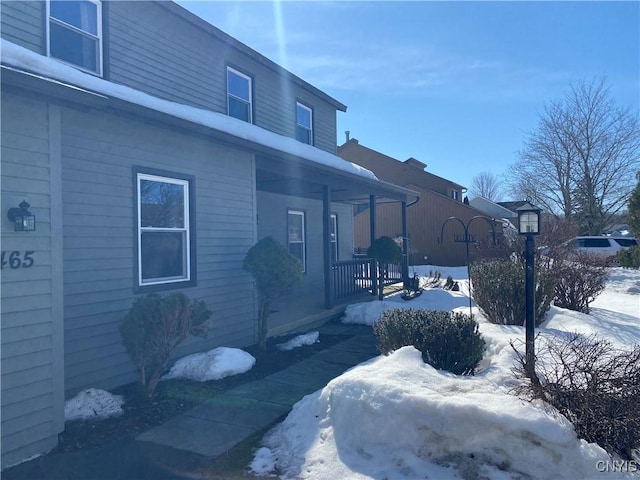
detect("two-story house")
[0,0,417,467]
[339,139,499,266]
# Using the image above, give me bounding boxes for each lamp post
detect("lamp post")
[516,201,541,378]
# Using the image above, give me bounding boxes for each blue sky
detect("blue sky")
[177,1,639,198]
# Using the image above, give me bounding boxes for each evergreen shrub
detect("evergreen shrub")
[120,292,211,398]
[373,308,485,375]
[615,245,640,269]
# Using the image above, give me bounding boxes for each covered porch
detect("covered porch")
[254,147,418,337]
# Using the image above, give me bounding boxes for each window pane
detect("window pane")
[228,97,250,122]
[228,71,250,100]
[288,214,303,242]
[296,126,311,144]
[50,22,98,71]
[288,242,304,265]
[140,179,185,228]
[296,104,311,127]
[50,0,98,35]
[141,232,186,281]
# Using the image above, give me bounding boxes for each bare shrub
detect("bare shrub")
[512,333,640,458]
[552,252,609,314]
[470,258,555,326]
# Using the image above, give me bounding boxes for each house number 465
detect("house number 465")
[1,251,35,269]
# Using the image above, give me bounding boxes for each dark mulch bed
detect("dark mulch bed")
[54,331,352,454]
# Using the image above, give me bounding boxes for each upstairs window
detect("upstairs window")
[137,172,193,287]
[287,210,306,272]
[296,102,313,144]
[227,67,252,123]
[48,0,102,75]
[451,189,459,201]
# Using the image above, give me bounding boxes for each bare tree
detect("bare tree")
[507,78,640,235]
[469,171,503,201]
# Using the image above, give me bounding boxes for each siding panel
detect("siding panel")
[61,107,257,395]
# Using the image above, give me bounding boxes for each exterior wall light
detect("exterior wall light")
[7,200,36,232]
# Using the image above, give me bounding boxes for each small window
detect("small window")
[48,0,102,75]
[288,210,306,272]
[451,190,459,200]
[296,102,313,144]
[330,213,338,263]
[137,172,192,287]
[227,67,252,123]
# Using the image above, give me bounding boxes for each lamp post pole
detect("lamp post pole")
[516,200,542,379]
[524,233,535,378]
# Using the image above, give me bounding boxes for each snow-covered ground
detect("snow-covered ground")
[251,265,640,479]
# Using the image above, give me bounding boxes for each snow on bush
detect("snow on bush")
[162,347,255,382]
[64,388,124,422]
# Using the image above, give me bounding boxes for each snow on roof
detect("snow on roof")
[1,39,376,181]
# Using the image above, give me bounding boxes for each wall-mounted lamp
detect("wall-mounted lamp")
[7,200,36,232]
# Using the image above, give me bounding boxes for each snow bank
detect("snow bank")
[64,388,124,422]
[260,347,616,480]
[162,347,255,382]
[276,332,320,351]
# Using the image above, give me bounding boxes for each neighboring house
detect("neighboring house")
[0,1,417,467]
[338,139,500,266]
[469,197,519,223]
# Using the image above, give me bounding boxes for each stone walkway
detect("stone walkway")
[136,322,378,457]
[2,321,379,479]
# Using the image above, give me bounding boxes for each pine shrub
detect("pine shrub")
[470,258,555,326]
[243,236,303,349]
[373,308,485,375]
[616,245,640,269]
[120,292,211,398]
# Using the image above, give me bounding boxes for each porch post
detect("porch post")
[323,185,333,309]
[369,195,377,296]
[401,200,409,290]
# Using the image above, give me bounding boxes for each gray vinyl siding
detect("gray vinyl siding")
[1,92,64,468]
[256,191,353,296]
[0,1,44,54]
[60,106,257,395]
[105,1,339,153]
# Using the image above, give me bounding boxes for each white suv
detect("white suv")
[564,236,637,259]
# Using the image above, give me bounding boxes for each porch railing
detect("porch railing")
[331,257,405,301]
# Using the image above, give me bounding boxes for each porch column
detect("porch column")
[369,195,377,296]
[323,185,333,309]
[401,200,409,289]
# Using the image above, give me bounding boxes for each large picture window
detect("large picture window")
[137,172,192,287]
[48,0,102,75]
[227,67,252,123]
[287,210,306,272]
[296,102,313,144]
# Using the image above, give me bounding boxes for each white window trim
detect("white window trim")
[296,102,313,144]
[227,66,253,123]
[137,173,191,286]
[288,209,306,272]
[46,0,103,76]
[330,213,338,263]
